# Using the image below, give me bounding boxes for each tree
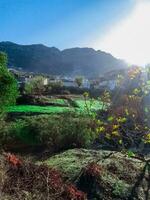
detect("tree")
[25,76,46,95]
[75,76,83,87]
[47,81,63,94]
[0,52,18,113]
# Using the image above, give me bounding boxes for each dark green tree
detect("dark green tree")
[0,52,18,114]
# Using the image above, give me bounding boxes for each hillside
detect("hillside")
[0,41,127,77]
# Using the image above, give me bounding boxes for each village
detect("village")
[8,67,131,91]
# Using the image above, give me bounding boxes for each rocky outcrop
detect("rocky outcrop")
[43,148,150,200]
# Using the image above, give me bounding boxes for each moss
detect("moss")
[40,149,144,182]
[40,149,102,180]
[1,149,149,200]
[112,180,131,197]
[38,149,149,199]
[41,149,103,179]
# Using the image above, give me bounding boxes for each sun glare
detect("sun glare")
[94,0,150,66]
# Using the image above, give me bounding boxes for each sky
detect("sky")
[0,0,149,65]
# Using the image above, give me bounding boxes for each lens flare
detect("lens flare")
[94,0,150,66]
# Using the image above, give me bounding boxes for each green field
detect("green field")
[7,105,72,113]
[7,99,103,114]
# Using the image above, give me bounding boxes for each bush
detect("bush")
[47,81,63,94]
[95,67,150,152]
[0,52,18,114]
[1,114,96,153]
[0,118,15,149]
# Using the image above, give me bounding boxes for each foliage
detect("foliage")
[112,181,128,197]
[0,52,7,66]
[0,118,12,149]
[1,114,96,151]
[47,81,63,94]
[127,150,135,158]
[0,52,18,114]
[95,66,150,151]
[24,76,46,95]
[75,77,83,87]
[98,90,111,111]
[83,92,97,117]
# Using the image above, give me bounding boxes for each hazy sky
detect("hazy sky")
[96,0,150,65]
[0,0,149,65]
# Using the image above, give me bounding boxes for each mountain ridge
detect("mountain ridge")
[0,41,127,77]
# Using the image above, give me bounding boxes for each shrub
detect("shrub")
[95,67,150,151]
[1,114,96,152]
[47,81,63,94]
[0,52,18,115]
[0,118,16,149]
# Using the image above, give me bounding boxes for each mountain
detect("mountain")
[0,41,127,77]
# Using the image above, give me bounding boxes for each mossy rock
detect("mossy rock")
[41,148,150,200]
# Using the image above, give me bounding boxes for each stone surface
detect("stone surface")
[43,148,150,200]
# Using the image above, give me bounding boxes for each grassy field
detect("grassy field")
[7,105,72,113]
[7,99,103,114]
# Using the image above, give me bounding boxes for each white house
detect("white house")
[43,78,48,85]
[82,79,90,89]
[62,79,77,87]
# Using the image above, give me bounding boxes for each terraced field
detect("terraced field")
[7,105,72,113]
[7,98,103,114]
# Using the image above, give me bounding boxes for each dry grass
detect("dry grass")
[0,153,87,200]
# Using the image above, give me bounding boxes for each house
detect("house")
[90,70,122,90]
[9,69,49,87]
[62,79,77,87]
[99,79,116,90]
[43,78,48,85]
[61,77,91,88]
[82,79,90,89]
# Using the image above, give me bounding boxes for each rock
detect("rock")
[42,148,150,200]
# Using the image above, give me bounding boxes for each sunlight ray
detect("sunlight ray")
[94,0,150,66]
